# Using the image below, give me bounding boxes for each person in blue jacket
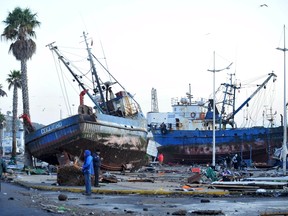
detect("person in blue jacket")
[82,150,94,195]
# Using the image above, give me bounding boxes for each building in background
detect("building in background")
[1,114,24,155]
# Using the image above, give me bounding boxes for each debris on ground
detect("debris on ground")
[128,178,155,183]
[5,154,288,197]
[57,165,85,186]
[191,210,224,215]
[101,172,118,183]
[187,173,202,184]
[58,194,68,201]
[260,211,288,216]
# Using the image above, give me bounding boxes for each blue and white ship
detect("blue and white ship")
[24,32,147,170]
[147,73,283,165]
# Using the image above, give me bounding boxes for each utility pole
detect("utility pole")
[277,25,288,175]
[208,51,233,167]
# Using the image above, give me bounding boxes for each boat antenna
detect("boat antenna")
[82,32,109,113]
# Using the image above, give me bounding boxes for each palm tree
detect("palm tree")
[0,113,6,156]
[0,84,7,155]
[2,7,41,167]
[7,70,21,163]
[0,84,7,97]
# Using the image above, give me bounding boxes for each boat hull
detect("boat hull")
[151,126,284,165]
[26,114,148,168]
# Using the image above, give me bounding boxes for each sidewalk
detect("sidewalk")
[13,172,229,196]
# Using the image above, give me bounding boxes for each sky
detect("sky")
[0,0,288,126]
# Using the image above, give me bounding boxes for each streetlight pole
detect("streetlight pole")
[208,51,233,167]
[277,25,288,175]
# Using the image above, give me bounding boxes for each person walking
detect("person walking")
[82,150,94,196]
[232,154,238,170]
[92,149,101,187]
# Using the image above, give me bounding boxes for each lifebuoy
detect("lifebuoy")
[191,112,196,118]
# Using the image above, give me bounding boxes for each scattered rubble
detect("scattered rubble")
[57,165,85,186]
[191,210,224,215]
[5,156,288,197]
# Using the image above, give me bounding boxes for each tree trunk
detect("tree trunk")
[0,123,3,156]
[12,84,18,161]
[21,59,33,167]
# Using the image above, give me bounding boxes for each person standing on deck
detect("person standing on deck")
[82,150,94,195]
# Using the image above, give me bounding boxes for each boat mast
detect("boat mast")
[82,32,109,113]
[277,25,288,175]
[220,73,238,129]
[46,42,104,113]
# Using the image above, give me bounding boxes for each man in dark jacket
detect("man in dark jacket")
[92,149,101,187]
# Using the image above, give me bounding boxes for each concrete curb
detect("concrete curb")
[15,180,229,196]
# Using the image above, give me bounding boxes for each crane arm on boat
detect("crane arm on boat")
[224,72,277,124]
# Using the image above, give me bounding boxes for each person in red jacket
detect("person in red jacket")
[158,153,164,165]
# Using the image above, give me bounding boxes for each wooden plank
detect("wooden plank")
[211,184,259,190]
[260,211,288,216]
[244,176,288,182]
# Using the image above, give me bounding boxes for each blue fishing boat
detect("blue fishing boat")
[24,32,147,170]
[147,73,283,165]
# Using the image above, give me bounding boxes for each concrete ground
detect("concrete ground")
[7,173,288,216]
[13,171,228,196]
[4,164,288,215]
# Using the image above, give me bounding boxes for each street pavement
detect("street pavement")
[5,174,288,216]
[0,181,59,216]
[4,165,288,216]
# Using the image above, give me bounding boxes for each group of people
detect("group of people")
[82,149,102,196]
[224,153,243,170]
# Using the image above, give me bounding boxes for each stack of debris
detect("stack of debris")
[57,165,85,186]
[210,170,288,193]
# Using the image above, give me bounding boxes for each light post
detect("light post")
[277,25,288,175]
[208,51,233,167]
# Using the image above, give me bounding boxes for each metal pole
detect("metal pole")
[212,51,216,167]
[277,25,288,175]
[208,51,233,168]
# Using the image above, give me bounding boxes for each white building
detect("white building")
[1,114,24,155]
